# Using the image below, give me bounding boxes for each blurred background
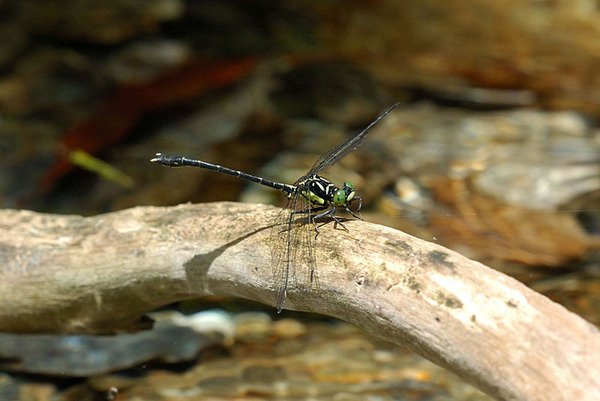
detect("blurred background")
[0,1,599,400]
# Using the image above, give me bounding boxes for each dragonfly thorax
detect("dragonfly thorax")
[298,175,356,207]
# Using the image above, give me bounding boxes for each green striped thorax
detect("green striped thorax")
[298,175,357,207]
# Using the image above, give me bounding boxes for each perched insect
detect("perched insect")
[152,103,398,311]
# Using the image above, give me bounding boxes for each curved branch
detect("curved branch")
[0,203,598,401]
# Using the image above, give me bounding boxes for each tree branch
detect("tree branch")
[1,203,598,401]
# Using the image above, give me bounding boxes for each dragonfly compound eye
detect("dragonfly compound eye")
[333,189,347,206]
[343,181,356,202]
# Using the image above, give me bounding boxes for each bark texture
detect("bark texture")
[0,203,598,401]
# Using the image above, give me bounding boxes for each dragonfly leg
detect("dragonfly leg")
[345,196,363,220]
[311,207,332,238]
[331,217,349,231]
[314,207,349,235]
[313,206,335,221]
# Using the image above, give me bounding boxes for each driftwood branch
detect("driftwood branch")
[1,203,599,401]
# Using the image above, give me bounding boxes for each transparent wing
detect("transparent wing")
[297,102,399,183]
[271,104,398,310]
[271,186,318,312]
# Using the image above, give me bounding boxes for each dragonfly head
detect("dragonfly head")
[333,181,356,206]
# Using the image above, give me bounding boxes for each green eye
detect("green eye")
[333,189,347,206]
[343,181,356,202]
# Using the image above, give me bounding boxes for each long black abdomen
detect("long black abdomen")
[151,153,296,196]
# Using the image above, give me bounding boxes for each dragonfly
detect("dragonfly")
[151,103,398,311]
